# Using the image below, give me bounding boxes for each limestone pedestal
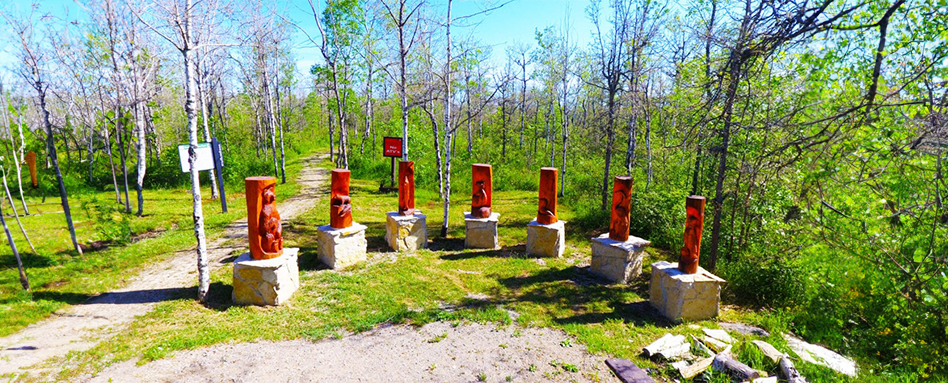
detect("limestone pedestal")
[526,220,566,257]
[317,223,368,269]
[464,212,500,249]
[232,248,300,306]
[590,234,650,283]
[385,212,428,251]
[649,261,726,322]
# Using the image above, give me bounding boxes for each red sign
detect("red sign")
[383,136,403,158]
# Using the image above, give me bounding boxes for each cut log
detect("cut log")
[746,377,778,383]
[751,340,785,363]
[702,335,728,353]
[679,356,714,379]
[605,358,655,383]
[713,350,760,381]
[642,333,688,360]
[703,328,734,343]
[691,335,715,357]
[779,356,807,383]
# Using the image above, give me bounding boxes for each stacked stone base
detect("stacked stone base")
[590,234,650,283]
[317,223,367,269]
[649,261,726,322]
[232,248,300,306]
[385,212,428,251]
[526,220,565,257]
[464,212,500,249]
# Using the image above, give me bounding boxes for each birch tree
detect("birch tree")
[2,7,84,255]
[133,0,230,302]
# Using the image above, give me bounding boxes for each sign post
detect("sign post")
[178,138,227,212]
[383,137,404,188]
[211,138,227,212]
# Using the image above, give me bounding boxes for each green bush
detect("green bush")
[721,256,807,309]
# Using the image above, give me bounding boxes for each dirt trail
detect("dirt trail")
[0,155,329,376]
[82,321,619,383]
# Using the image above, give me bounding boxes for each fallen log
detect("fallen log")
[713,350,760,381]
[678,356,714,379]
[779,356,807,383]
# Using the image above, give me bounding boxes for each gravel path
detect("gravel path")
[81,321,618,383]
[0,155,328,376]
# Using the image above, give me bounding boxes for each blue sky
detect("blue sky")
[1,0,595,83]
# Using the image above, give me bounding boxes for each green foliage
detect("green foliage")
[721,256,807,309]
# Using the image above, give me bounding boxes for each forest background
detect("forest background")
[0,0,945,379]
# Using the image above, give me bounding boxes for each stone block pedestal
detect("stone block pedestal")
[232,248,300,306]
[649,261,726,322]
[317,223,367,269]
[464,212,500,249]
[385,212,428,251]
[590,234,650,283]
[526,220,565,257]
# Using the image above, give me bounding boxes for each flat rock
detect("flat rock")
[605,358,654,383]
[751,340,785,363]
[702,328,733,344]
[719,322,770,337]
[784,334,857,377]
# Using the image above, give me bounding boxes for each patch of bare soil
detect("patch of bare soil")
[81,321,619,383]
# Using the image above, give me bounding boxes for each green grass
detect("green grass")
[8,157,892,382]
[0,154,307,338]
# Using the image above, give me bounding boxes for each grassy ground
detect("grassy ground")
[21,158,894,383]
[0,156,305,338]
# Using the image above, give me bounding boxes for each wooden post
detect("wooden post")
[330,169,353,228]
[537,167,558,224]
[471,163,492,218]
[679,195,706,274]
[245,176,282,260]
[609,176,633,241]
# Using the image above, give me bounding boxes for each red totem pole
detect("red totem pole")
[246,176,283,260]
[537,167,558,224]
[25,151,37,188]
[609,176,633,241]
[678,195,706,274]
[471,164,493,218]
[398,161,415,216]
[330,169,353,229]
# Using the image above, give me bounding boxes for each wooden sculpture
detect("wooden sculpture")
[471,164,492,218]
[25,151,37,188]
[678,195,706,274]
[330,169,353,229]
[537,167,558,224]
[398,161,415,216]
[246,176,283,260]
[609,176,633,242]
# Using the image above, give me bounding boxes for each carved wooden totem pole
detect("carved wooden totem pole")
[398,161,415,216]
[609,176,633,241]
[245,176,283,260]
[471,164,493,218]
[25,151,37,188]
[330,169,353,229]
[678,196,706,274]
[537,167,558,224]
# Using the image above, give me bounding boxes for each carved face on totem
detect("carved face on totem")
[537,167,558,225]
[471,164,492,218]
[609,176,633,242]
[330,169,353,229]
[245,176,282,260]
[398,161,415,216]
[258,184,283,255]
[678,195,706,274]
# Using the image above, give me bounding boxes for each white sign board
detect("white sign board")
[178,143,215,172]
